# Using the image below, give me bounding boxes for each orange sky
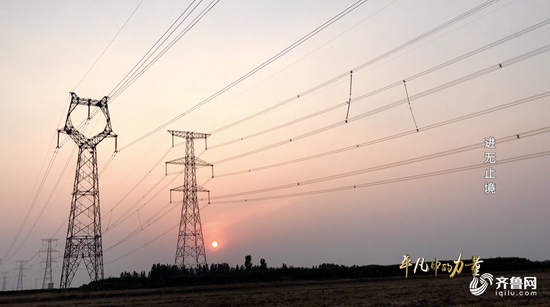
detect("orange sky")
[1,0,550,289]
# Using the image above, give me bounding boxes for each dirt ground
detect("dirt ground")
[0,270,548,306]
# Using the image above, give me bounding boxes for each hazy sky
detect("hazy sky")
[1,0,550,289]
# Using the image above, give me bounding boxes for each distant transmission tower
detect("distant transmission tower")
[15,261,27,291]
[58,92,117,289]
[166,130,212,270]
[1,272,8,291]
[40,239,59,289]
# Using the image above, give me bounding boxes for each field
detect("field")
[0,270,548,306]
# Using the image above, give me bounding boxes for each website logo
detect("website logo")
[469,273,493,296]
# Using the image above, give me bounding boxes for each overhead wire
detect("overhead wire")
[56,0,221,197]
[209,149,550,204]
[4,145,78,263]
[186,0,399,120]
[56,0,218,150]
[96,89,550,257]
[116,0,371,151]
[3,118,89,262]
[19,0,532,270]
[207,0,500,135]
[108,0,201,97]
[52,132,172,239]
[2,148,58,262]
[110,0,221,101]
[104,178,214,254]
[210,43,550,165]
[69,1,507,227]
[73,0,145,91]
[104,146,550,263]
[104,201,182,253]
[105,223,178,265]
[207,17,550,149]
[73,2,522,247]
[205,126,550,200]
[103,145,174,231]
[214,91,550,178]
[5,0,144,263]
[105,171,183,232]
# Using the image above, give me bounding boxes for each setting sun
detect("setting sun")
[211,240,219,248]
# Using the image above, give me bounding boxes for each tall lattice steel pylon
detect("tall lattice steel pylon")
[15,261,27,291]
[166,130,212,270]
[1,272,8,291]
[40,238,59,289]
[57,92,117,289]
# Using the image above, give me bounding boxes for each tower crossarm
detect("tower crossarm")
[169,185,210,203]
[170,185,210,193]
[168,130,210,140]
[58,92,117,149]
[165,157,211,167]
[165,157,213,176]
[194,157,213,167]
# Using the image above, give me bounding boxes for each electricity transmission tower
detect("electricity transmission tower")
[58,92,117,289]
[15,261,27,291]
[1,272,8,291]
[166,130,212,270]
[40,239,59,289]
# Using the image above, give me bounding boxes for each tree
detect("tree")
[245,255,252,271]
[260,258,267,269]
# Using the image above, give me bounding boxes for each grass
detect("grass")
[0,270,547,306]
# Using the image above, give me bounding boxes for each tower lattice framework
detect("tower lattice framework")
[2,272,8,291]
[166,130,211,270]
[15,261,27,291]
[41,238,59,289]
[58,92,117,288]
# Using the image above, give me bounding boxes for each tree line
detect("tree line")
[83,256,550,290]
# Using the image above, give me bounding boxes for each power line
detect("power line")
[117,0,371,151]
[104,201,181,253]
[179,0,399,121]
[110,0,221,101]
[50,135,173,239]
[207,0,500,135]
[73,0,145,91]
[105,223,178,265]
[209,149,550,204]
[103,146,174,231]
[56,1,215,150]
[5,0,145,261]
[99,91,550,253]
[67,48,550,265]
[105,171,183,232]
[2,150,58,262]
[80,0,505,202]
[207,17,550,149]
[104,147,550,263]
[4,145,78,263]
[206,126,550,200]
[214,91,550,178]
[109,0,209,98]
[63,0,219,146]
[58,0,221,191]
[211,44,550,165]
